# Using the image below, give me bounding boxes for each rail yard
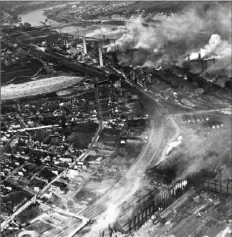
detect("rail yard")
[1,2,231,237]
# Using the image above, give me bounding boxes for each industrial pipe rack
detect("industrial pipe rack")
[203,179,232,196]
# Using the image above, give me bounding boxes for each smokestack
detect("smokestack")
[132,69,136,81]
[204,60,208,71]
[16,100,21,112]
[187,54,190,62]
[163,42,167,50]
[82,37,87,54]
[99,45,103,67]
[201,60,204,73]
[198,52,201,60]
[108,224,113,237]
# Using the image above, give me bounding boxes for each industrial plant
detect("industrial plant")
[1,1,231,237]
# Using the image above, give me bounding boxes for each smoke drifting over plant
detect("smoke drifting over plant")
[86,26,126,39]
[164,118,232,182]
[105,2,231,72]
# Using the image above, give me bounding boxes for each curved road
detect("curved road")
[75,77,169,237]
[80,121,165,237]
[156,116,181,166]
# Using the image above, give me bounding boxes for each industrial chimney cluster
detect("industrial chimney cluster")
[80,36,104,67]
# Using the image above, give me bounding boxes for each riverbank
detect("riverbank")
[19,2,75,26]
[17,2,63,15]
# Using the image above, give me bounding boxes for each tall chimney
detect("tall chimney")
[201,60,204,73]
[205,60,208,71]
[16,100,21,112]
[82,37,87,54]
[108,224,113,237]
[198,52,201,60]
[148,73,152,83]
[132,69,136,81]
[99,231,102,237]
[99,45,103,67]
[187,54,190,62]
[113,39,116,51]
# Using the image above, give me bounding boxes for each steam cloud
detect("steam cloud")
[163,117,232,182]
[105,2,231,73]
[216,225,232,237]
[85,26,127,39]
[85,122,161,236]
[189,34,231,60]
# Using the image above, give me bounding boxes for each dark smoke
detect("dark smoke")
[166,120,232,182]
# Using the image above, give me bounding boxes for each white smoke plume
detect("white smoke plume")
[143,60,157,68]
[165,117,232,182]
[105,2,231,72]
[203,56,232,78]
[215,225,232,237]
[85,178,142,237]
[189,34,231,60]
[85,26,127,39]
[85,122,161,236]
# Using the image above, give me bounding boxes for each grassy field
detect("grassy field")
[1,76,84,100]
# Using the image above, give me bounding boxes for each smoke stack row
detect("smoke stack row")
[99,225,113,237]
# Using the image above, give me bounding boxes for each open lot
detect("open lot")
[1,76,84,100]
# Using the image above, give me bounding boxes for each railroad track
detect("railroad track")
[166,107,232,117]
[82,204,106,220]
[80,121,164,221]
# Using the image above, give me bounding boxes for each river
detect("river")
[19,2,80,34]
[19,3,119,36]
[19,3,69,26]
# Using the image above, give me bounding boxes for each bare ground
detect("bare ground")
[1,76,84,100]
